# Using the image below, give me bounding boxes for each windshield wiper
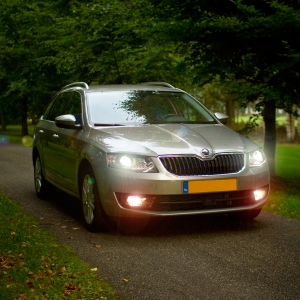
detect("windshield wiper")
[94,123,124,127]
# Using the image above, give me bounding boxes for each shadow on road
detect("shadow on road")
[41,188,266,237]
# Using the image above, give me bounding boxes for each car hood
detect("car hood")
[91,124,258,156]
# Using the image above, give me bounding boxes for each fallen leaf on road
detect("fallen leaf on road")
[90,268,98,272]
[95,244,101,248]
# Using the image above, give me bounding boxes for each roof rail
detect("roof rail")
[138,82,175,88]
[62,82,89,90]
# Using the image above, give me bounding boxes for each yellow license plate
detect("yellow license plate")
[183,178,237,194]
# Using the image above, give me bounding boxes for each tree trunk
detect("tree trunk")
[0,108,6,132]
[286,104,297,142]
[21,97,29,136]
[297,107,300,143]
[225,95,235,128]
[263,100,276,176]
[286,112,295,142]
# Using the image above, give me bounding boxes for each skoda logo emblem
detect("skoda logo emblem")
[201,148,210,157]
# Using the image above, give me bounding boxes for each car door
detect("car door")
[42,92,73,185]
[53,91,84,192]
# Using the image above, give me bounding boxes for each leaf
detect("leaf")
[26,281,34,288]
[65,282,77,290]
[123,278,129,283]
[90,268,98,272]
[94,244,101,249]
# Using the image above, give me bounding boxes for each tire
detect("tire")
[80,165,109,232]
[232,208,262,220]
[34,155,50,199]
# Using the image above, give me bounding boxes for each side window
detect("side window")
[47,92,72,121]
[63,92,83,125]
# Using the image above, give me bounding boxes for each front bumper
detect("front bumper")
[95,162,270,219]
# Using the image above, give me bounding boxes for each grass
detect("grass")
[235,115,292,126]
[0,124,35,145]
[263,144,300,220]
[0,191,119,300]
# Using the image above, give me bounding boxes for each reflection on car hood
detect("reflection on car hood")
[92,124,256,156]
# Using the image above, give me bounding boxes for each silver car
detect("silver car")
[32,82,270,231]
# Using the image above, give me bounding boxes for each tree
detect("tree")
[150,0,300,175]
[54,0,190,86]
[0,0,192,133]
[0,1,81,135]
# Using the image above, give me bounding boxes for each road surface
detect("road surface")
[0,142,300,300]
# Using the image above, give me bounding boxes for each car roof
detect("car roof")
[61,82,183,93]
[87,84,181,93]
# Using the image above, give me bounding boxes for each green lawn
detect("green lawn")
[0,124,35,145]
[0,192,119,300]
[264,144,300,220]
[235,115,290,126]
[275,144,300,178]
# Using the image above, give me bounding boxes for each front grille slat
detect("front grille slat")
[159,154,244,176]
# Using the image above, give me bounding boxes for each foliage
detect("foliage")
[150,0,300,174]
[0,191,119,299]
[0,0,75,133]
[0,0,194,133]
[1,0,300,174]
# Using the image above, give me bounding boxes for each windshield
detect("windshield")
[87,90,217,126]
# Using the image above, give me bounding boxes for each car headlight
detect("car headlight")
[107,153,158,173]
[249,149,266,167]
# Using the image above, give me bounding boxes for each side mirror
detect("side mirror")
[214,112,229,124]
[55,114,82,129]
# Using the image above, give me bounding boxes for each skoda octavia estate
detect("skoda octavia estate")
[33,82,270,231]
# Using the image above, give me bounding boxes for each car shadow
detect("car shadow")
[42,188,266,237]
[111,213,266,237]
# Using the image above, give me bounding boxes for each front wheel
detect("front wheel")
[34,155,50,199]
[80,165,109,232]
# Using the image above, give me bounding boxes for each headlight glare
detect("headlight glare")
[249,149,266,167]
[119,155,132,167]
[107,153,158,173]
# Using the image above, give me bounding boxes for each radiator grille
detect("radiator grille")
[159,154,244,176]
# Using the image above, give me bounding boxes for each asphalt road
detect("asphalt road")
[0,142,300,300]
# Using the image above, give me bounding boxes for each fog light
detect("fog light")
[127,196,147,207]
[253,188,267,201]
